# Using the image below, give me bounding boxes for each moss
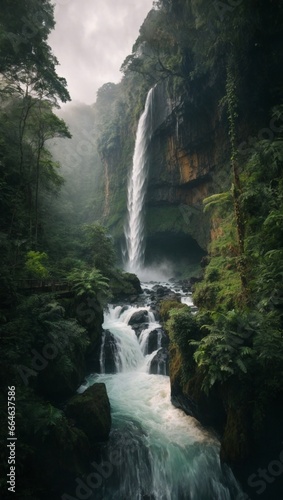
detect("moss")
[146,206,190,235]
[193,255,242,311]
[169,343,183,388]
[159,299,185,323]
[109,269,142,298]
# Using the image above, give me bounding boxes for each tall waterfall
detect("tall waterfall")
[124,87,155,273]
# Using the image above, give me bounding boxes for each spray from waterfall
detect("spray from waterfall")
[124,87,155,274]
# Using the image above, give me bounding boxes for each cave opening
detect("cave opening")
[144,232,206,279]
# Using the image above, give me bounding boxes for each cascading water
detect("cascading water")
[81,288,243,500]
[124,88,155,274]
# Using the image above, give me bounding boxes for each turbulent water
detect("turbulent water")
[81,286,242,500]
[124,88,155,273]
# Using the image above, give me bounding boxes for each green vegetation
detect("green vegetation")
[1,0,283,497]
[0,2,142,498]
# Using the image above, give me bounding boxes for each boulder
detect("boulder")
[110,271,142,299]
[128,309,149,325]
[66,383,111,446]
[152,285,171,297]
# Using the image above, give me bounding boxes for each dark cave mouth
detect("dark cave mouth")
[144,232,206,279]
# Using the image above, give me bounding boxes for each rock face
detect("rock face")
[99,80,227,267]
[147,328,169,354]
[101,330,118,373]
[149,348,169,376]
[66,383,111,446]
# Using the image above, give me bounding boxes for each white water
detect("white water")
[125,88,155,274]
[82,301,242,500]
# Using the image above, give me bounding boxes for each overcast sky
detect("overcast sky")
[49,0,153,105]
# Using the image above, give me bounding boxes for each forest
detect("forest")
[0,0,283,499]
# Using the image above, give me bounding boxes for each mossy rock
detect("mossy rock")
[109,270,142,299]
[66,383,111,446]
[158,299,184,323]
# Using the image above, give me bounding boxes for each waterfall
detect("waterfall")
[80,285,243,500]
[124,87,155,274]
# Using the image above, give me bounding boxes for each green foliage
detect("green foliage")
[167,307,201,351]
[1,294,90,392]
[68,268,111,306]
[203,191,232,214]
[25,250,49,278]
[166,306,201,383]
[159,299,185,322]
[192,310,257,393]
[0,0,70,104]
[23,401,64,441]
[81,223,116,274]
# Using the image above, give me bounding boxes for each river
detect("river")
[79,282,242,500]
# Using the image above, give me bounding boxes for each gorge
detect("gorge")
[77,289,242,500]
[1,1,283,499]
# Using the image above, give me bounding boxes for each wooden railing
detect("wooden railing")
[15,280,74,293]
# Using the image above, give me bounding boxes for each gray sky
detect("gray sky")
[49,0,153,105]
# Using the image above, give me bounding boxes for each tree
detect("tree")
[0,0,70,104]
[81,223,116,274]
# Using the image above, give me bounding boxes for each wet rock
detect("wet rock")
[128,309,149,325]
[147,329,169,354]
[150,309,160,321]
[133,323,149,338]
[152,285,173,297]
[102,330,118,373]
[66,383,111,447]
[171,392,196,418]
[149,348,169,376]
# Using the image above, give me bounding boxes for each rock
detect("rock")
[110,271,142,300]
[171,391,197,418]
[66,383,111,446]
[152,285,172,297]
[150,309,160,321]
[101,330,118,373]
[128,310,149,325]
[147,328,169,354]
[133,324,149,338]
[129,295,139,303]
[149,348,169,375]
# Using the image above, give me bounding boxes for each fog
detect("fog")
[49,0,153,105]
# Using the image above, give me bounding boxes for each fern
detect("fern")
[68,268,110,305]
[203,191,232,213]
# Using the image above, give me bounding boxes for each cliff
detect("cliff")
[93,0,283,276]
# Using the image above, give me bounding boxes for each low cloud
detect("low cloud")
[49,0,153,104]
